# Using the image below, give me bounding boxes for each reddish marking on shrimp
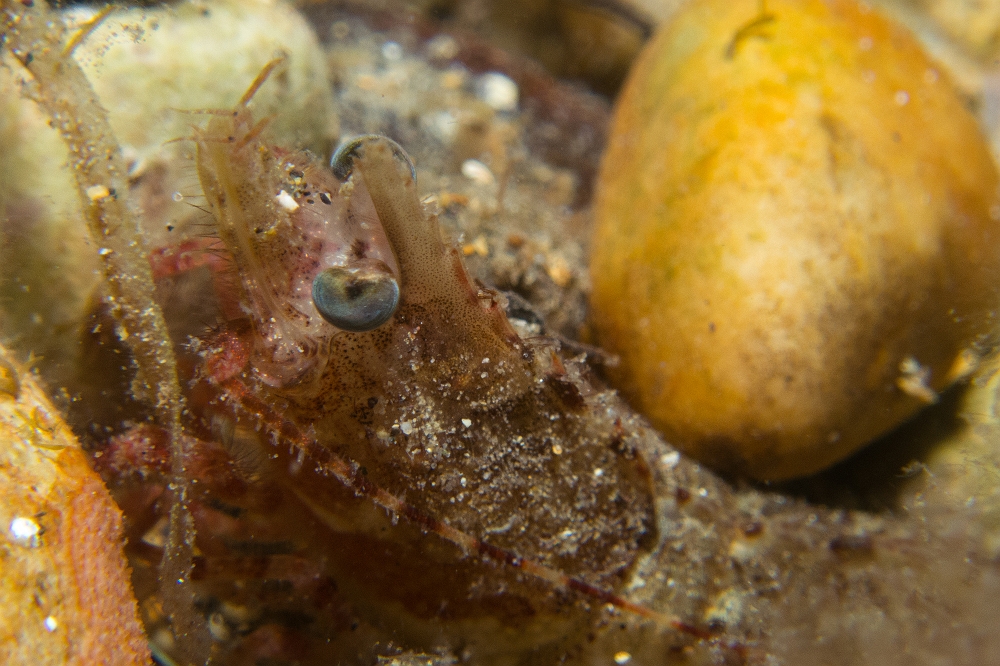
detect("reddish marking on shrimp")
[148,238,226,278]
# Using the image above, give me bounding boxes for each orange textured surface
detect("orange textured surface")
[0,345,149,666]
[591,0,1000,479]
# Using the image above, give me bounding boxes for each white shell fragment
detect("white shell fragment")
[477,72,519,112]
[461,159,495,186]
[10,516,41,546]
[276,189,300,211]
[85,184,111,201]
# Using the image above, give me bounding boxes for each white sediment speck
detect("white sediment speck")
[461,159,495,186]
[381,41,403,61]
[43,616,58,632]
[478,71,519,112]
[461,418,472,428]
[897,356,937,403]
[614,652,632,665]
[894,90,910,105]
[399,421,414,435]
[426,110,457,142]
[426,34,459,60]
[660,450,680,469]
[275,190,300,211]
[10,517,40,546]
[85,184,111,201]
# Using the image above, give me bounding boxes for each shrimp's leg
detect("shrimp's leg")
[215,373,700,634]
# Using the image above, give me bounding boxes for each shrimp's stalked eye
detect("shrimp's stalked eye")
[331,133,416,183]
[311,259,400,332]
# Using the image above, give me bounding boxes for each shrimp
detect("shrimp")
[107,59,685,664]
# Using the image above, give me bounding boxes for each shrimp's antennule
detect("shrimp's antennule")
[239,55,288,107]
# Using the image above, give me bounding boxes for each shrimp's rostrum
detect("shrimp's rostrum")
[126,61,659,661]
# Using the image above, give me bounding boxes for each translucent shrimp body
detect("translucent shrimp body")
[192,64,660,660]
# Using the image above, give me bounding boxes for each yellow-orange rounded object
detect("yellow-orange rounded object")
[591,0,1000,480]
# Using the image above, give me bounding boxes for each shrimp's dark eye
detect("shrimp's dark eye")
[331,134,416,183]
[312,261,400,332]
